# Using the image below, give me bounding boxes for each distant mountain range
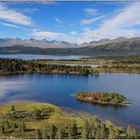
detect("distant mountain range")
[0,37,140,57]
[0,38,77,48]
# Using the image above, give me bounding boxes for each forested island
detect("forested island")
[0,102,138,139]
[75,92,129,106]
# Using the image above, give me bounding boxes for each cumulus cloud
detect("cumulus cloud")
[0,3,32,26]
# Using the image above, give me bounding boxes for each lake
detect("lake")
[0,54,88,60]
[0,73,140,130]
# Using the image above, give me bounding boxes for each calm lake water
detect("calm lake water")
[0,73,140,130]
[0,54,88,60]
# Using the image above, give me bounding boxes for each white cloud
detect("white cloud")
[84,8,97,15]
[0,3,32,26]
[31,2,140,44]
[93,2,140,39]
[80,14,107,25]
[32,31,61,39]
[55,17,63,24]
[21,8,38,13]
[31,30,78,43]
[31,29,97,44]
[99,3,140,30]
[79,2,140,43]
[0,21,20,28]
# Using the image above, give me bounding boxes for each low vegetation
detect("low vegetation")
[75,92,129,106]
[0,102,138,139]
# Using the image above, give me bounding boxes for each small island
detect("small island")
[74,92,130,106]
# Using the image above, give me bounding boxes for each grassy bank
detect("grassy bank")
[0,101,138,139]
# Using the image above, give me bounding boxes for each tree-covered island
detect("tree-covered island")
[74,92,130,106]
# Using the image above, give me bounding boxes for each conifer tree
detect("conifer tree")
[0,126,5,134]
[50,124,57,139]
[36,129,42,139]
[71,119,78,138]
[11,105,15,112]
[127,125,137,139]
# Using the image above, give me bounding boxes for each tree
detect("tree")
[71,120,78,138]
[42,128,49,139]
[50,124,57,139]
[84,119,95,139]
[108,127,116,139]
[0,126,5,134]
[83,120,89,139]
[67,125,72,139]
[32,108,42,120]
[18,123,26,132]
[99,124,107,139]
[56,125,64,139]
[36,129,42,139]
[127,125,137,139]
[10,105,15,112]
[21,123,26,132]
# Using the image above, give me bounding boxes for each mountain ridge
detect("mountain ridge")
[0,37,140,57]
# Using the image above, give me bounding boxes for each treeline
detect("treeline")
[0,58,94,75]
[0,105,138,139]
[98,65,140,74]
[111,56,140,65]
[96,56,140,65]
[75,92,129,106]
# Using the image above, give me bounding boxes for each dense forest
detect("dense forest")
[0,58,94,75]
[1,57,140,75]
[0,102,138,139]
[75,92,129,106]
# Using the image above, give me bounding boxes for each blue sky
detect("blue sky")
[0,1,140,44]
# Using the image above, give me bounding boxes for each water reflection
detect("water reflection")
[0,81,28,103]
[0,73,140,130]
[76,99,129,109]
